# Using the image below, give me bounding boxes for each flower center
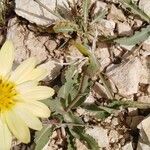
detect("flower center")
[0,78,17,112]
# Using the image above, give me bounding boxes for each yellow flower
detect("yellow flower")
[0,40,54,150]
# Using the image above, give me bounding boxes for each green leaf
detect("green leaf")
[75,43,100,76]
[34,125,54,150]
[58,66,78,99]
[120,0,150,22]
[83,0,91,24]
[108,99,150,109]
[115,25,150,45]
[45,98,65,114]
[91,10,107,24]
[94,111,110,120]
[64,112,84,125]
[70,127,99,150]
[82,133,99,150]
[66,129,76,150]
[53,20,79,33]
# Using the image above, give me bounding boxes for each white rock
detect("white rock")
[86,127,109,148]
[99,19,116,36]
[122,142,133,150]
[117,22,133,36]
[138,96,150,103]
[40,60,62,81]
[94,1,107,14]
[138,116,150,143]
[95,43,110,70]
[137,139,150,150]
[15,0,68,25]
[107,58,142,96]
[107,4,126,21]
[7,18,62,80]
[140,56,150,84]
[120,44,135,51]
[139,0,150,17]
[143,36,150,51]
[109,130,119,143]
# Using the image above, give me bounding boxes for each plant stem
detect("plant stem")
[65,74,89,112]
[98,73,114,99]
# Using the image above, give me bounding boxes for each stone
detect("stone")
[15,0,68,25]
[86,127,109,148]
[107,58,143,96]
[140,56,150,84]
[99,19,116,36]
[95,43,110,70]
[93,1,107,14]
[138,96,150,103]
[39,60,62,81]
[122,142,133,150]
[138,116,150,143]
[117,22,133,36]
[142,36,150,51]
[137,139,150,150]
[139,0,150,17]
[109,130,119,143]
[7,18,62,81]
[107,4,126,21]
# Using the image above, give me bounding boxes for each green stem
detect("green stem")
[98,73,114,99]
[65,74,89,112]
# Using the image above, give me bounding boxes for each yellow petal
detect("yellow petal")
[10,57,37,84]
[20,101,51,118]
[0,40,14,76]
[23,67,48,82]
[4,110,30,143]
[16,81,38,92]
[14,104,42,130]
[20,86,54,101]
[0,116,12,150]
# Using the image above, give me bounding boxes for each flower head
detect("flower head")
[0,40,54,150]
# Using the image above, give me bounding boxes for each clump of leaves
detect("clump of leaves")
[34,64,99,150]
[53,0,107,43]
[32,1,150,149]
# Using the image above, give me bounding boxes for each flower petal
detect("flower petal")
[16,81,38,93]
[10,57,37,84]
[20,86,54,101]
[4,110,30,143]
[0,40,14,76]
[14,104,42,130]
[0,116,12,150]
[20,101,51,118]
[23,67,48,82]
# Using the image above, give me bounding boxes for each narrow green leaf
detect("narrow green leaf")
[45,98,65,114]
[58,65,79,106]
[91,10,107,24]
[75,43,100,76]
[70,127,99,150]
[115,25,150,45]
[120,0,150,22]
[53,20,78,33]
[66,129,76,150]
[83,0,91,24]
[34,126,54,150]
[108,100,150,109]
[75,43,91,56]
